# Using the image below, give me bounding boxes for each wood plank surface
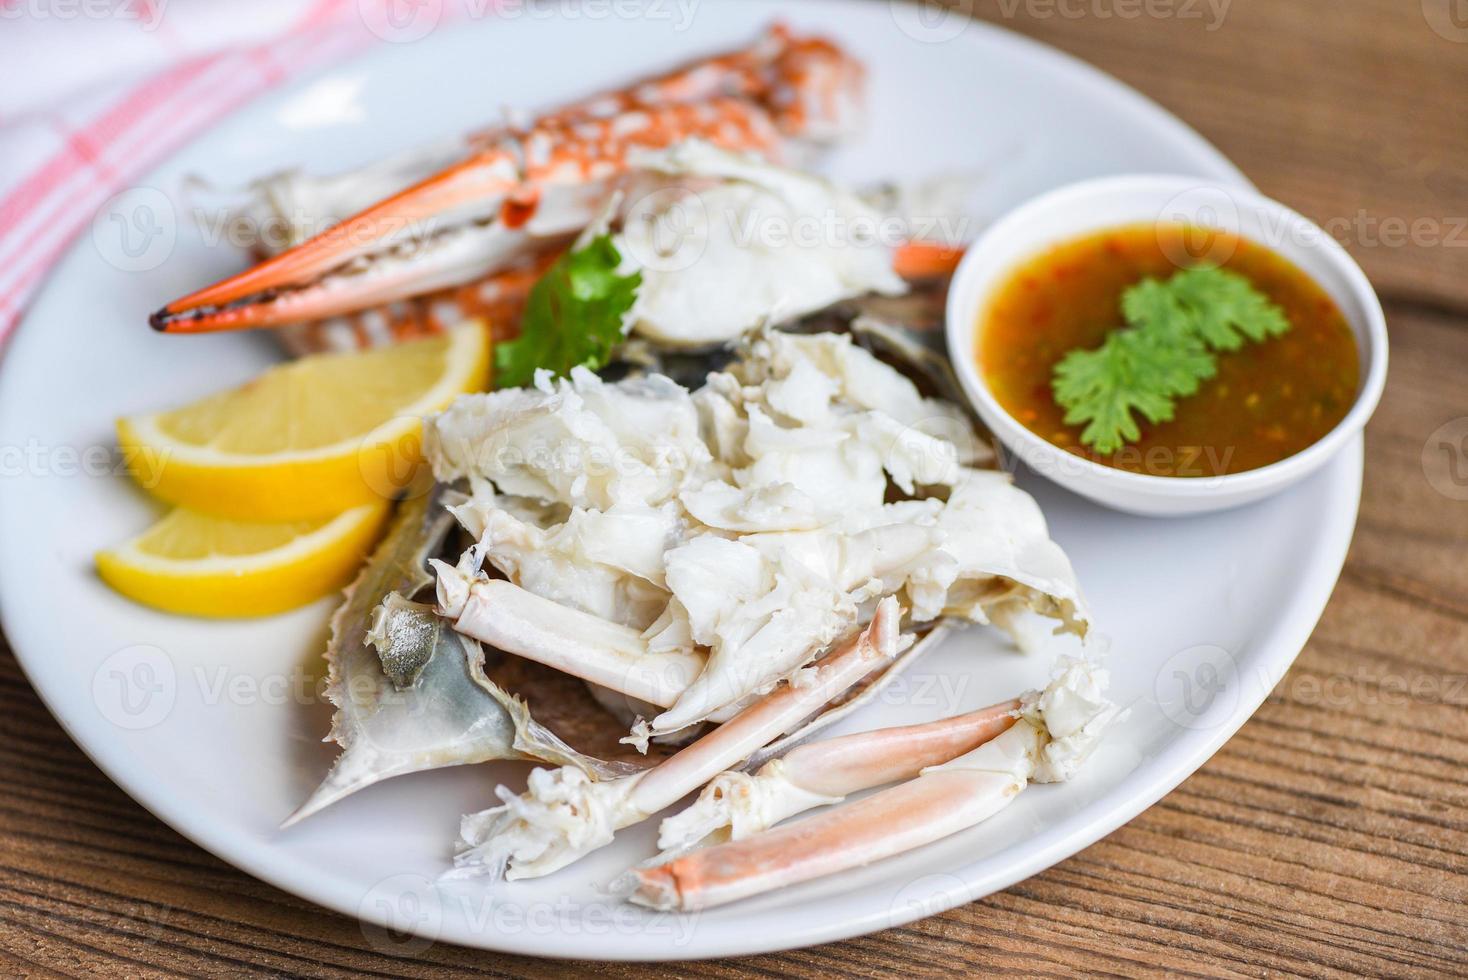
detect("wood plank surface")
[1,1,1465,975]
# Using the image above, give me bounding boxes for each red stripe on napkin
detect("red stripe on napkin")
[0,0,372,344]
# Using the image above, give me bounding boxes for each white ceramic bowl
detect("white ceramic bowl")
[945,174,1388,516]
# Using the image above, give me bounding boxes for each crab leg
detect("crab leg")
[626,658,1122,911]
[451,597,901,880]
[633,742,1033,912]
[629,598,898,816]
[648,523,939,737]
[653,697,1021,857]
[442,577,706,710]
[437,573,893,727]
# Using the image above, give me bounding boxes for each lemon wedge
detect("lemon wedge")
[96,504,390,618]
[118,319,489,521]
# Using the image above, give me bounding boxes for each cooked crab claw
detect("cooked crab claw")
[448,597,901,881]
[624,657,1123,912]
[150,23,862,337]
[149,138,649,334]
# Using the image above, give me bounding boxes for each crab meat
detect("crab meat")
[618,141,905,347]
[626,657,1124,911]
[429,371,710,514]
[450,598,901,881]
[426,329,1087,736]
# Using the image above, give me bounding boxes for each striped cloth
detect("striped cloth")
[0,0,473,342]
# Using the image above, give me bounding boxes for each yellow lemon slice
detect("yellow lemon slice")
[118,319,489,521]
[96,504,390,618]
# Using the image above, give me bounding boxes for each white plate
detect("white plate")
[0,1,1358,960]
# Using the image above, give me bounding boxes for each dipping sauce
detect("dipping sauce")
[979,223,1360,476]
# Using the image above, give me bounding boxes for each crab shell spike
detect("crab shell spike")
[284,490,632,828]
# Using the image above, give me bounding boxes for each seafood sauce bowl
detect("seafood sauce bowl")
[944,174,1388,517]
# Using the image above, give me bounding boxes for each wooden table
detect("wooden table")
[2,1,1465,975]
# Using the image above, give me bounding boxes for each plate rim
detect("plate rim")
[0,4,1359,960]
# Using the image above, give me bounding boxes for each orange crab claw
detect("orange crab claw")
[151,150,522,332]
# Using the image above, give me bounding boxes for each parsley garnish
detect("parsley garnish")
[1052,267,1290,454]
[493,235,642,389]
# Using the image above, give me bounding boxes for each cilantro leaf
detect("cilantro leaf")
[1119,277,1191,344]
[1052,265,1290,454]
[1054,330,1215,454]
[1123,267,1290,352]
[1170,267,1290,349]
[493,235,641,389]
